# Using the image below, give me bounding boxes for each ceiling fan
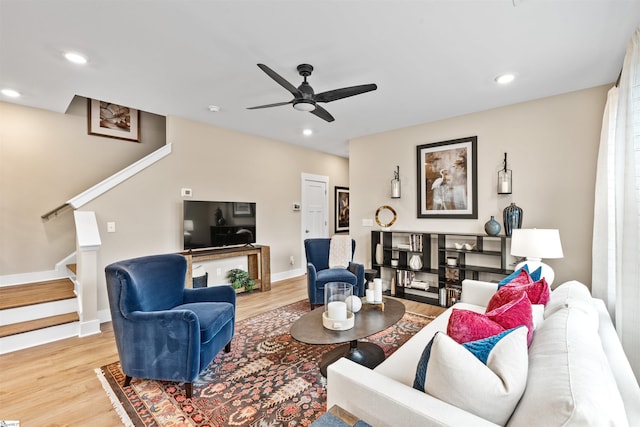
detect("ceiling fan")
[247,63,377,122]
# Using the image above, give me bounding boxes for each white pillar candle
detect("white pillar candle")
[366,289,375,302]
[327,301,347,320]
[374,278,383,302]
[501,181,509,193]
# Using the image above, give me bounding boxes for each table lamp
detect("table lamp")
[510,228,563,285]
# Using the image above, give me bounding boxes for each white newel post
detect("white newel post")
[73,211,102,337]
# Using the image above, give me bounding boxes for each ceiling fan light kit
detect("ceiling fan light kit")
[293,100,315,112]
[248,63,377,122]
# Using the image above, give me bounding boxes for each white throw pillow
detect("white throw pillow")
[413,327,529,426]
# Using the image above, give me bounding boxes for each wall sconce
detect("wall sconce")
[498,153,512,194]
[391,165,401,198]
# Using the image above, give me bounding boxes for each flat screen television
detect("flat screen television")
[183,200,256,250]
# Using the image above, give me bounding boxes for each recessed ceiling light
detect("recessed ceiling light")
[1,88,21,98]
[208,105,220,112]
[64,52,87,64]
[495,73,515,84]
[302,129,313,136]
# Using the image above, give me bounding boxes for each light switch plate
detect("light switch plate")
[181,188,192,197]
[362,218,374,227]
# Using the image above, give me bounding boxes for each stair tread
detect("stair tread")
[0,312,79,338]
[0,278,75,310]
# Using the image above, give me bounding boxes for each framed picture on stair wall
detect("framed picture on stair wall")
[335,186,350,233]
[88,98,140,142]
[416,136,477,219]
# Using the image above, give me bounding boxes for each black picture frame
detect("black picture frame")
[335,186,350,233]
[416,136,478,219]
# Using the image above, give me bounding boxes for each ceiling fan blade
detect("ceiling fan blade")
[257,64,301,97]
[315,84,378,103]
[310,105,335,122]
[247,100,293,110]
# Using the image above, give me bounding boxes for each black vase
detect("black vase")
[503,202,523,237]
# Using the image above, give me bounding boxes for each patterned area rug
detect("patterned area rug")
[96,300,434,427]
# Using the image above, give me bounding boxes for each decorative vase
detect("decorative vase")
[409,254,423,270]
[375,243,384,265]
[484,216,501,236]
[503,202,523,237]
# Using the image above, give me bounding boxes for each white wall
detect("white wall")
[83,115,348,313]
[0,98,166,274]
[349,85,610,288]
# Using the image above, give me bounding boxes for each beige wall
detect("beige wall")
[83,115,348,313]
[0,99,166,274]
[349,85,610,288]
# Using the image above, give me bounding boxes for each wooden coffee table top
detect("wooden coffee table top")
[290,297,405,345]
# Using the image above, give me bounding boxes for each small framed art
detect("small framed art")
[335,186,350,233]
[88,99,140,142]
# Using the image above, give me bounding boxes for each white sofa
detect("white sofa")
[327,279,640,426]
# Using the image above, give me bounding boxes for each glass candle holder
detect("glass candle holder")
[323,282,355,330]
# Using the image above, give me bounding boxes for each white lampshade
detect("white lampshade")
[183,220,194,232]
[510,229,563,259]
[511,228,563,285]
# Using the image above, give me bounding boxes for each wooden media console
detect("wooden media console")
[181,245,271,292]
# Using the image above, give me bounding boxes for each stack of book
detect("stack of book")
[409,234,423,251]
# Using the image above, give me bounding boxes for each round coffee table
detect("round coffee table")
[290,297,405,376]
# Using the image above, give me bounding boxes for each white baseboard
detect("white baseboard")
[271,268,305,283]
[79,319,101,337]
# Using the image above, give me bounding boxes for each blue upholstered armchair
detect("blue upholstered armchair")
[304,238,365,308]
[105,253,235,398]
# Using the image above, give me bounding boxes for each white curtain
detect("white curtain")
[592,28,640,380]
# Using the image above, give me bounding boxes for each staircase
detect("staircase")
[0,274,80,354]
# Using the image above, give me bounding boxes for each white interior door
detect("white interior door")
[301,173,329,243]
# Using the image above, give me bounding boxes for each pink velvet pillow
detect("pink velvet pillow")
[447,309,505,344]
[448,292,534,346]
[486,292,534,345]
[488,278,550,311]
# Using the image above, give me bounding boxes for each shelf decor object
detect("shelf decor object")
[484,216,501,236]
[498,152,512,194]
[416,136,478,219]
[391,165,401,198]
[375,243,384,265]
[510,228,564,285]
[409,254,423,270]
[503,202,523,237]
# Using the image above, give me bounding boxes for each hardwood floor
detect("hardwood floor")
[0,275,445,426]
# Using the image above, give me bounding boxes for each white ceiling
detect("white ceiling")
[1,1,639,157]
